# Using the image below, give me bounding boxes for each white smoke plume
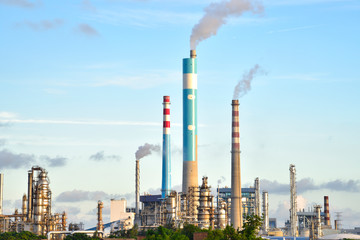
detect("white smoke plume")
[135,143,160,160]
[190,0,264,50]
[217,176,226,185]
[233,64,265,99]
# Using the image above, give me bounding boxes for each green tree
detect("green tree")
[0,231,46,240]
[180,223,202,240]
[239,215,263,240]
[64,233,91,240]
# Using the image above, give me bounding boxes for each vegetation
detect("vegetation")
[0,215,262,240]
[141,214,263,240]
[64,233,101,240]
[108,224,139,238]
[0,231,46,240]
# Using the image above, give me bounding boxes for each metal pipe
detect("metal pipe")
[182,50,198,194]
[161,96,171,198]
[231,100,242,230]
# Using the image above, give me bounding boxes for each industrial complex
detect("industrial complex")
[0,50,356,239]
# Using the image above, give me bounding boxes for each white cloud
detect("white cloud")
[0,112,17,119]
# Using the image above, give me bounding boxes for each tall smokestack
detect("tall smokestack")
[289,164,297,237]
[27,170,33,221]
[22,194,27,221]
[231,100,242,229]
[324,196,330,226]
[162,96,171,198]
[135,160,140,215]
[97,200,104,232]
[0,173,3,215]
[182,50,198,194]
[254,177,260,216]
[262,191,269,233]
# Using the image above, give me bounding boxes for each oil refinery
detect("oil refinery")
[0,50,355,240]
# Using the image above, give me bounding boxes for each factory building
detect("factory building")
[217,186,257,218]
[110,199,135,233]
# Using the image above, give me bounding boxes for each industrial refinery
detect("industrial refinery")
[0,50,353,240]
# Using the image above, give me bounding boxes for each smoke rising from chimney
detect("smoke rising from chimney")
[190,0,264,50]
[218,176,226,185]
[233,64,265,99]
[135,143,160,160]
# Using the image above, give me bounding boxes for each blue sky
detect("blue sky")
[0,0,359,229]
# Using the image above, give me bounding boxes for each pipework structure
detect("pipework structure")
[161,96,171,198]
[289,164,297,237]
[182,50,198,194]
[0,166,66,235]
[231,99,242,230]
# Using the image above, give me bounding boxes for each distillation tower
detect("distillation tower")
[0,167,66,235]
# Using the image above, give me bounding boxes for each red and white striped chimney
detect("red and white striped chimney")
[231,99,242,229]
[324,196,330,226]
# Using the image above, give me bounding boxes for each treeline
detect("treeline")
[0,215,262,240]
[110,215,263,240]
[0,231,46,240]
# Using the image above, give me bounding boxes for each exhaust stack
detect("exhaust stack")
[290,164,297,237]
[231,99,242,229]
[262,191,269,232]
[324,196,330,226]
[255,177,260,216]
[182,50,198,194]
[0,173,3,215]
[161,96,171,198]
[135,160,140,215]
[97,200,104,232]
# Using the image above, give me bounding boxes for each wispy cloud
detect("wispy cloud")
[264,0,354,6]
[0,118,162,126]
[81,0,97,13]
[268,24,323,34]
[75,23,99,37]
[273,73,328,81]
[0,149,35,169]
[0,147,67,169]
[0,0,41,8]
[89,151,121,162]
[0,112,17,119]
[40,156,67,167]
[43,88,67,95]
[16,19,63,31]
[82,8,199,28]
[261,178,360,194]
[92,69,179,89]
[56,189,108,202]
